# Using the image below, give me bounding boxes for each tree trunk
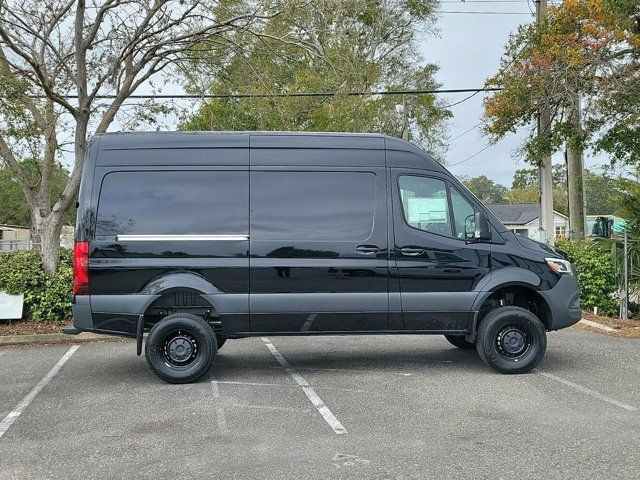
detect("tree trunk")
[39,214,63,275]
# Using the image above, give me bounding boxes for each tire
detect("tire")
[216,334,226,350]
[444,335,475,350]
[145,313,217,384]
[476,306,547,374]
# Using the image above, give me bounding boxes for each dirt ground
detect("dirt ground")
[577,312,640,338]
[0,319,67,336]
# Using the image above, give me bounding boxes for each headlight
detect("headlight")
[545,258,574,275]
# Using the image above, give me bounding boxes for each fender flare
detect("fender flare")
[136,271,223,355]
[464,267,543,343]
[471,267,542,312]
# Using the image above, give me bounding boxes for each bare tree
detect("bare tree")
[0,0,285,273]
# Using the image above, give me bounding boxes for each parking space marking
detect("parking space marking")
[0,345,79,440]
[539,371,638,412]
[216,380,294,388]
[210,381,229,433]
[262,337,347,435]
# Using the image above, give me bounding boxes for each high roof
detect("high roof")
[91,131,446,172]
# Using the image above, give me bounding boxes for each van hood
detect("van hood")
[514,233,564,258]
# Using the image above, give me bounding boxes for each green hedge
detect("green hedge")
[0,249,72,322]
[556,238,619,315]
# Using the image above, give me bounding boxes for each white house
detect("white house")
[486,204,569,240]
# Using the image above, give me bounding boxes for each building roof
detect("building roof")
[486,203,567,226]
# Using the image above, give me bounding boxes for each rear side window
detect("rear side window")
[96,171,248,236]
[251,171,376,241]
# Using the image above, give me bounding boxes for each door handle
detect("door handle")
[356,245,380,255]
[400,247,426,256]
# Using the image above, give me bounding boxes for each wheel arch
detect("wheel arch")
[136,272,224,355]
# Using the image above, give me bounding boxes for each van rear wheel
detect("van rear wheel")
[145,313,217,384]
[476,306,546,374]
[444,335,475,350]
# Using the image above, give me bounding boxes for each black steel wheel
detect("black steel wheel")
[145,313,217,383]
[476,306,547,374]
[444,335,476,350]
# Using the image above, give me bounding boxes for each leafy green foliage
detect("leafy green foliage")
[556,238,618,315]
[0,249,72,321]
[461,176,508,203]
[0,160,74,226]
[181,0,449,159]
[484,0,640,167]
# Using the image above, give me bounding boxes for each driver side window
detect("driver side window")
[399,176,452,237]
[398,176,477,239]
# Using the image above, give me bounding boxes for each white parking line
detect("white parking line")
[261,337,347,435]
[210,381,229,433]
[539,371,638,412]
[0,345,79,440]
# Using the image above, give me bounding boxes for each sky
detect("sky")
[421,0,610,187]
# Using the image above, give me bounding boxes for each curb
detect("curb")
[578,319,618,333]
[0,332,129,347]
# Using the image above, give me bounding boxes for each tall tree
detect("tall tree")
[0,0,293,273]
[512,165,566,190]
[0,160,73,227]
[483,0,640,235]
[461,176,508,204]
[180,0,449,158]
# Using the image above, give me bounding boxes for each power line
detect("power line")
[440,10,532,14]
[450,122,484,141]
[51,87,503,100]
[448,144,492,167]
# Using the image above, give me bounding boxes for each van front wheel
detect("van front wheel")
[145,313,217,384]
[476,306,547,374]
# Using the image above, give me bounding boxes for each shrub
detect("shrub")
[0,249,72,322]
[556,238,619,315]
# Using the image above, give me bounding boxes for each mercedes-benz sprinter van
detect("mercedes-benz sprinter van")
[66,132,581,383]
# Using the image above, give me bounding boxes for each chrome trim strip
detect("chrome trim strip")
[116,234,249,242]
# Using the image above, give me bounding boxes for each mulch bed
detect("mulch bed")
[0,319,68,336]
[576,312,640,338]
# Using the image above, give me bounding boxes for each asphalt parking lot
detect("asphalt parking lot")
[1,328,639,479]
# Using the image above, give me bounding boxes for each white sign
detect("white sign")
[407,197,448,224]
[0,291,24,320]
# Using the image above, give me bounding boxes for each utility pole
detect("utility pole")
[566,94,586,238]
[401,96,409,141]
[536,0,555,245]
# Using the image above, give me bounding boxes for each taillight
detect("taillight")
[73,241,89,295]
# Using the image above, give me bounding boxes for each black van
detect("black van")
[67,132,581,383]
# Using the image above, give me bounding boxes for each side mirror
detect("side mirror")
[474,211,491,242]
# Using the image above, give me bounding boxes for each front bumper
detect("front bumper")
[539,274,581,330]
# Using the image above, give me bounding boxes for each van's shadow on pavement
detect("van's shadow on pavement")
[110,342,582,384]
[210,347,493,379]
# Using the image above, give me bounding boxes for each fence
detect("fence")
[0,239,35,252]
